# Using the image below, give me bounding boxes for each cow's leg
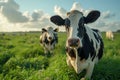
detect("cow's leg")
[49,44,55,53]
[80,78,85,80]
[44,47,48,54]
[50,50,53,53]
[84,62,95,79]
[49,47,53,54]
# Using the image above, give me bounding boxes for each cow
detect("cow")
[40,27,59,54]
[106,31,114,40]
[50,10,104,80]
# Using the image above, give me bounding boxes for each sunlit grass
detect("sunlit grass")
[0,32,120,80]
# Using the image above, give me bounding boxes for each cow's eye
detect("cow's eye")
[65,18,70,27]
[79,17,84,26]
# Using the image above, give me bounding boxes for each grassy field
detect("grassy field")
[0,32,120,80]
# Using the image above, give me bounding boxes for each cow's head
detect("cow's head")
[50,10,100,48]
[42,27,59,42]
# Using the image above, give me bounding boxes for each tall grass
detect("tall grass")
[0,32,120,80]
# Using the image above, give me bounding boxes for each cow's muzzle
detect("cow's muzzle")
[68,38,80,48]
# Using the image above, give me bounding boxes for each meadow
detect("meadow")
[0,32,120,80]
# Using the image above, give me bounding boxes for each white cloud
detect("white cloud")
[54,5,67,18]
[31,10,44,21]
[70,2,83,12]
[0,0,55,32]
[0,0,29,23]
[23,11,32,21]
[0,1,120,32]
[101,11,115,19]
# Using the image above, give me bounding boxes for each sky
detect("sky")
[0,0,120,32]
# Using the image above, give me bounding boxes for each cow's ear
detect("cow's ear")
[84,10,100,24]
[42,28,47,33]
[54,28,59,32]
[50,15,65,26]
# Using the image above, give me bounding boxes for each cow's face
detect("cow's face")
[65,10,84,48]
[42,27,58,42]
[50,10,100,48]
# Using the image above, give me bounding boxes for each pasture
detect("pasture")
[0,32,120,80]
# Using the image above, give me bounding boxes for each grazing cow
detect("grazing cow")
[106,31,114,40]
[50,10,104,79]
[40,27,59,54]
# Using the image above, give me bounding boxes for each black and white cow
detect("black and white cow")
[50,10,104,79]
[40,27,59,54]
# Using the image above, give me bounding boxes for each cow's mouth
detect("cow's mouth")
[69,43,79,48]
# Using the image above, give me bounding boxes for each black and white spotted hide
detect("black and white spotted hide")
[50,10,104,79]
[40,27,58,54]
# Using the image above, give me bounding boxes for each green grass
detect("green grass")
[0,32,120,80]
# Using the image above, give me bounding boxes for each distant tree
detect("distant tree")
[116,30,120,32]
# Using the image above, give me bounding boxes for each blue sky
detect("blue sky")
[0,0,120,32]
[15,0,120,15]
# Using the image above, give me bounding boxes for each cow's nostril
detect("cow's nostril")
[68,38,80,47]
[68,38,72,43]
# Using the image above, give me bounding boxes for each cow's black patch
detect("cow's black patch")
[84,34,95,60]
[77,26,85,38]
[44,36,49,44]
[77,47,88,60]
[92,29,104,60]
[92,29,100,43]
[77,30,97,61]
[65,47,76,58]
[65,18,70,27]
[97,38,104,59]
[77,29,104,61]
[77,17,85,38]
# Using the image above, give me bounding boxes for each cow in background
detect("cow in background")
[106,31,114,40]
[40,27,59,54]
[50,10,104,80]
